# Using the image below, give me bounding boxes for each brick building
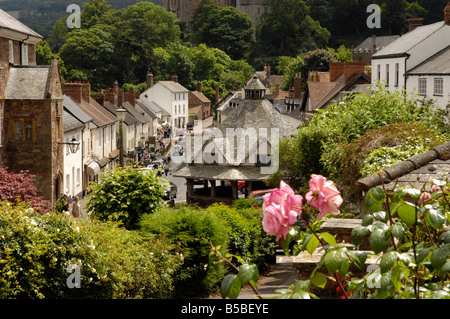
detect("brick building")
[0,9,65,203]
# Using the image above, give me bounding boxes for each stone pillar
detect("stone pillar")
[186,178,194,204]
[210,180,216,198]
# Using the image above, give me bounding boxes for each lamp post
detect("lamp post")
[116,108,127,167]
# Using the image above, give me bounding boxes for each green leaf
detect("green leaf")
[351,225,369,247]
[405,188,421,201]
[347,251,368,269]
[339,258,350,277]
[373,211,388,223]
[440,231,450,244]
[427,208,446,229]
[293,279,311,293]
[324,249,345,274]
[237,264,259,285]
[441,261,450,273]
[280,233,292,256]
[321,232,336,246]
[370,229,389,254]
[380,251,398,273]
[370,186,386,202]
[306,234,320,255]
[397,202,416,227]
[220,274,241,299]
[391,223,405,241]
[416,247,433,265]
[310,272,327,289]
[431,245,450,270]
[361,214,374,226]
[291,291,311,299]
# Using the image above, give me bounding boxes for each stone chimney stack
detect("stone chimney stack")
[104,88,116,104]
[445,3,450,25]
[371,35,376,55]
[408,18,423,31]
[81,81,91,102]
[146,72,153,89]
[171,74,178,83]
[294,73,302,98]
[124,87,136,106]
[118,89,124,107]
[64,81,83,103]
[197,81,202,93]
[94,90,105,106]
[113,80,119,94]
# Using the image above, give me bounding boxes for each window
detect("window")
[418,78,427,95]
[385,64,390,86]
[14,118,35,142]
[434,78,443,96]
[77,168,81,186]
[395,63,399,87]
[21,43,28,66]
[66,174,70,193]
[377,65,381,81]
[8,40,14,64]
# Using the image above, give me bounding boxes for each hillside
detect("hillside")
[0,0,161,37]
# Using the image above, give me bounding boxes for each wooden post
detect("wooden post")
[246,181,252,198]
[186,179,194,204]
[210,180,216,198]
[231,181,238,200]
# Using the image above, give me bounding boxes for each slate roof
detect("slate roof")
[5,66,50,99]
[103,101,136,126]
[189,91,211,104]
[122,101,150,124]
[75,98,116,128]
[353,35,400,53]
[158,81,189,93]
[356,142,450,191]
[0,9,42,39]
[63,110,84,133]
[64,95,96,129]
[373,21,446,58]
[406,45,450,75]
[135,99,157,120]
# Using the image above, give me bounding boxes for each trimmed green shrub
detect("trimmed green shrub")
[0,201,182,299]
[86,165,167,230]
[140,205,230,298]
[207,202,276,270]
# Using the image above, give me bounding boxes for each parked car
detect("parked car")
[238,181,245,193]
[172,144,183,156]
[162,181,177,200]
[250,189,276,202]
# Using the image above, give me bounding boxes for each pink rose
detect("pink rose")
[262,181,302,241]
[305,174,343,219]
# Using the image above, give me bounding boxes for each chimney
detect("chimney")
[371,35,376,55]
[104,88,116,104]
[265,64,271,79]
[171,74,178,83]
[445,3,450,25]
[125,87,136,106]
[113,80,119,94]
[146,72,153,89]
[274,83,280,97]
[197,81,202,93]
[294,73,302,98]
[64,81,83,103]
[408,18,423,31]
[94,90,105,106]
[81,81,91,102]
[118,89,124,107]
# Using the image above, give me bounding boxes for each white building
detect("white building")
[63,110,84,200]
[141,80,189,129]
[371,5,450,108]
[405,45,450,108]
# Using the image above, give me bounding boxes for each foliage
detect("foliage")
[140,205,230,298]
[0,202,182,298]
[276,87,450,191]
[0,167,52,213]
[86,165,166,230]
[253,0,330,58]
[191,0,255,60]
[218,174,450,299]
[206,202,276,270]
[339,122,445,203]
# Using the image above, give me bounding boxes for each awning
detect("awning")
[98,157,110,168]
[108,149,120,159]
[85,161,100,176]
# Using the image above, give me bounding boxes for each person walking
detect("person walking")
[71,196,81,219]
[164,162,169,176]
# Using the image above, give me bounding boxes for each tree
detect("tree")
[0,167,52,213]
[81,0,112,29]
[192,0,255,60]
[86,165,167,230]
[254,0,330,58]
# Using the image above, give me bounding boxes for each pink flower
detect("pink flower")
[418,192,432,205]
[262,181,302,241]
[305,174,343,219]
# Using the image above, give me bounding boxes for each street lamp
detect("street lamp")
[116,108,127,167]
[59,137,80,154]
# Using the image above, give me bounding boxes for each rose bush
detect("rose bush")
[218,173,450,299]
